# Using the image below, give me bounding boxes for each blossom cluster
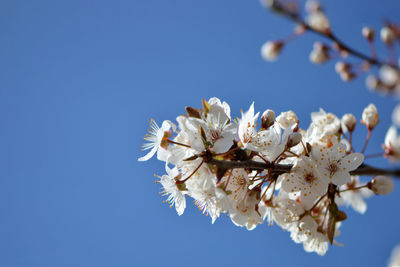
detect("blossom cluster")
[139,97,394,255]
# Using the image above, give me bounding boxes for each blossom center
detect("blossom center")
[304,172,317,184]
[327,161,338,176]
[210,129,222,143]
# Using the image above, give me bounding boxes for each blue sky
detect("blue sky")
[1,0,399,266]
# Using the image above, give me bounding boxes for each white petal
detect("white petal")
[341,153,364,171]
[332,171,351,186]
[161,120,176,132]
[138,145,158,161]
[300,191,319,210]
[281,173,299,194]
[175,195,186,216]
[213,137,233,153]
[385,125,398,146]
[157,147,171,162]
[230,212,248,227]
[351,195,367,214]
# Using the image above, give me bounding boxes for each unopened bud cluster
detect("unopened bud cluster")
[261,0,400,94]
[139,97,394,256]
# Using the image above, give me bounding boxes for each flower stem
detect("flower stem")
[167,139,191,148]
[176,158,205,184]
[361,129,372,154]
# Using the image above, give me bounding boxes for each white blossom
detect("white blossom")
[312,143,364,186]
[238,103,283,160]
[159,164,186,216]
[305,108,341,148]
[384,126,400,162]
[303,230,329,256]
[388,245,400,267]
[281,156,327,209]
[139,119,176,162]
[188,97,237,153]
[238,102,259,148]
[139,98,380,256]
[288,215,329,256]
[259,194,305,229]
[276,110,298,129]
[311,108,341,136]
[229,190,263,230]
[336,176,372,214]
[219,169,249,203]
[175,115,205,153]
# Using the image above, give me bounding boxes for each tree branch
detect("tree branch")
[205,157,400,178]
[270,1,399,69]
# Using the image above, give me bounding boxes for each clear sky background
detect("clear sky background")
[1,0,400,266]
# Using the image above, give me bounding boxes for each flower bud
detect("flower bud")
[286,132,302,148]
[361,103,379,130]
[294,25,307,35]
[392,104,400,127]
[306,0,323,13]
[276,110,298,129]
[261,41,284,61]
[361,61,371,72]
[332,42,349,58]
[309,42,329,64]
[306,11,330,33]
[339,70,356,82]
[368,176,394,195]
[335,61,351,74]
[261,109,275,129]
[366,75,380,91]
[260,0,273,8]
[341,113,356,132]
[362,26,375,41]
[380,27,395,45]
[379,65,400,87]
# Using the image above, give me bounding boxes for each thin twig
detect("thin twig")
[270,2,399,69]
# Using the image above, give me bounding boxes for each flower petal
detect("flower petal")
[138,145,158,161]
[332,170,351,186]
[340,153,364,171]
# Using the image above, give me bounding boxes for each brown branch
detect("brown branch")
[205,157,291,175]
[270,1,399,69]
[350,163,400,177]
[205,156,400,178]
